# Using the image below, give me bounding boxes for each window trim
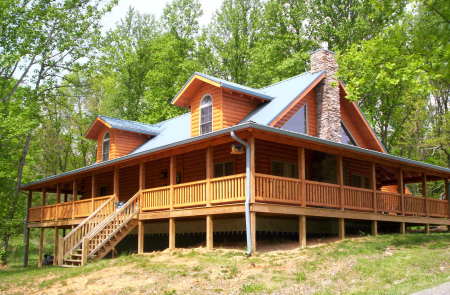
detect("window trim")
[199,94,213,135]
[102,132,110,161]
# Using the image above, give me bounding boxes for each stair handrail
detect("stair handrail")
[61,196,115,258]
[84,191,140,257]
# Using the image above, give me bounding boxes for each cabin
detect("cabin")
[22,48,450,267]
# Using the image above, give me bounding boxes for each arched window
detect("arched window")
[200,95,212,134]
[102,132,110,161]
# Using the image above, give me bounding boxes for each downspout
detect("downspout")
[230,131,253,255]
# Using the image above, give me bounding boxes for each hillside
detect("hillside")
[1,233,449,295]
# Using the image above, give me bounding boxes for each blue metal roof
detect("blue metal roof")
[244,71,325,125]
[99,115,161,136]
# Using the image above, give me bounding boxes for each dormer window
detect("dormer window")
[102,132,110,161]
[200,95,213,134]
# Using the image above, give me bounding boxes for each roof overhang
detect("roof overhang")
[85,116,159,140]
[172,73,273,107]
[22,122,450,190]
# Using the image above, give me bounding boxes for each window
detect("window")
[340,123,356,146]
[214,162,234,177]
[271,161,298,178]
[102,132,110,161]
[200,95,213,134]
[281,105,307,134]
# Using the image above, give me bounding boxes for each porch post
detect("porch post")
[206,146,213,206]
[114,167,119,202]
[422,173,428,216]
[337,155,344,210]
[55,184,61,221]
[72,180,77,219]
[53,227,59,266]
[91,174,96,212]
[139,162,145,213]
[298,215,306,249]
[63,192,67,236]
[298,148,306,207]
[38,228,45,268]
[445,178,449,219]
[400,222,406,234]
[41,188,47,221]
[398,169,405,215]
[206,215,213,250]
[138,221,144,254]
[371,220,378,236]
[338,218,345,240]
[371,163,377,213]
[23,191,32,267]
[170,156,176,210]
[169,218,176,250]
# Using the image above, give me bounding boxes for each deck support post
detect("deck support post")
[371,163,377,213]
[298,148,306,207]
[170,156,176,210]
[400,222,406,234]
[250,212,256,253]
[114,167,119,202]
[38,228,44,268]
[206,215,213,250]
[371,220,378,236]
[425,224,430,234]
[337,155,344,210]
[298,215,306,249]
[206,147,213,206]
[23,190,32,267]
[338,218,345,240]
[138,220,144,254]
[398,169,405,215]
[53,227,59,265]
[169,218,176,250]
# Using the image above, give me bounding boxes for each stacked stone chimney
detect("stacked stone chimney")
[310,48,342,143]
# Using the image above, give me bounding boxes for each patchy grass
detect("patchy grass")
[1,233,449,294]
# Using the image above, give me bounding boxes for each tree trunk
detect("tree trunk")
[1,133,32,264]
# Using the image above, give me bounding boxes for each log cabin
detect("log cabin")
[22,48,450,267]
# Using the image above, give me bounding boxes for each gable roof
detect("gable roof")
[85,115,161,139]
[172,72,274,107]
[244,71,325,125]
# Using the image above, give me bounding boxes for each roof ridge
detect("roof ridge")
[259,71,322,90]
[99,115,158,129]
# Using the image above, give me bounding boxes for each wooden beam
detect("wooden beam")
[371,220,378,236]
[338,218,345,240]
[53,227,59,266]
[139,162,146,190]
[114,167,119,202]
[206,147,213,206]
[400,222,406,234]
[23,191,32,267]
[206,215,213,250]
[445,178,449,218]
[72,180,77,219]
[337,156,344,210]
[169,218,176,250]
[250,211,256,253]
[91,174,96,211]
[38,228,44,268]
[170,156,176,210]
[298,148,306,207]
[398,169,405,215]
[138,220,144,254]
[249,136,256,203]
[298,215,306,249]
[422,174,428,216]
[425,223,430,234]
[371,163,377,213]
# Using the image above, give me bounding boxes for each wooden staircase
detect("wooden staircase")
[59,192,140,267]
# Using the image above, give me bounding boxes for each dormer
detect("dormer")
[85,116,159,162]
[172,73,272,137]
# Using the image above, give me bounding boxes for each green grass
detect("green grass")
[1,233,449,295]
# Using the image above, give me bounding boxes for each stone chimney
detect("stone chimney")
[310,46,342,142]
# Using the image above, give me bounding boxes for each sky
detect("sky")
[101,0,224,31]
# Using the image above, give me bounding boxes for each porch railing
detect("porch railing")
[28,195,114,222]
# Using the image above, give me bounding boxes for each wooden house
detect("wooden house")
[22,49,450,267]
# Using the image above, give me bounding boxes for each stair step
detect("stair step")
[64,259,81,263]
[61,264,79,268]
